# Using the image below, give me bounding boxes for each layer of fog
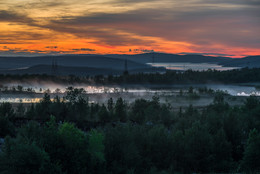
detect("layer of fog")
[1,82,259,95]
[0,82,259,104]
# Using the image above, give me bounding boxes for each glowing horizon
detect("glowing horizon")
[0,0,260,57]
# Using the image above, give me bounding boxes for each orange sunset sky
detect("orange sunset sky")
[0,0,260,57]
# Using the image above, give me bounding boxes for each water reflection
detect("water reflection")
[147,63,240,71]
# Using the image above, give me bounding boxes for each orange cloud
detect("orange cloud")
[0,0,259,57]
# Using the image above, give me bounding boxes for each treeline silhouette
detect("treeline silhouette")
[108,67,260,84]
[0,88,259,173]
[1,67,260,85]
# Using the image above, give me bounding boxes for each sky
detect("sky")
[0,0,259,57]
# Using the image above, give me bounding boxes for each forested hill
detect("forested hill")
[0,64,165,76]
[221,56,260,68]
[108,53,260,68]
[0,55,150,70]
[1,54,260,70]
[107,53,232,64]
[1,54,260,76]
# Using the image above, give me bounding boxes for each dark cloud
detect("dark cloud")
[131,49,154,53]
[204,0,260,6]
[1,0,259,55]
[0,50,43,57]
[0,31,54,44]
[71,48,96,51]
[111,0,159,5]
[52,9,168,25]
[8,0,69,12]
[115,0,157,3]
[44,20,157,46]
[45,6,260,49]
[0,41,20,44]
[0,49,73,57]
[0,10,35,24]
[46,46,58,49]
[25,1,65,8]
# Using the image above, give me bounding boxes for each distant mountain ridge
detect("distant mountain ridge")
[0,55,149,70]
[220,56,260,68]
[106,53,232,64]
[0,53,259,75]
[0,64,165,76]
[107,53,260,68]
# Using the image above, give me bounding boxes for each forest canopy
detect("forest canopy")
[0,89,259,173]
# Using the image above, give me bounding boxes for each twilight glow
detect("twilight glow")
[0,0,260,57]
